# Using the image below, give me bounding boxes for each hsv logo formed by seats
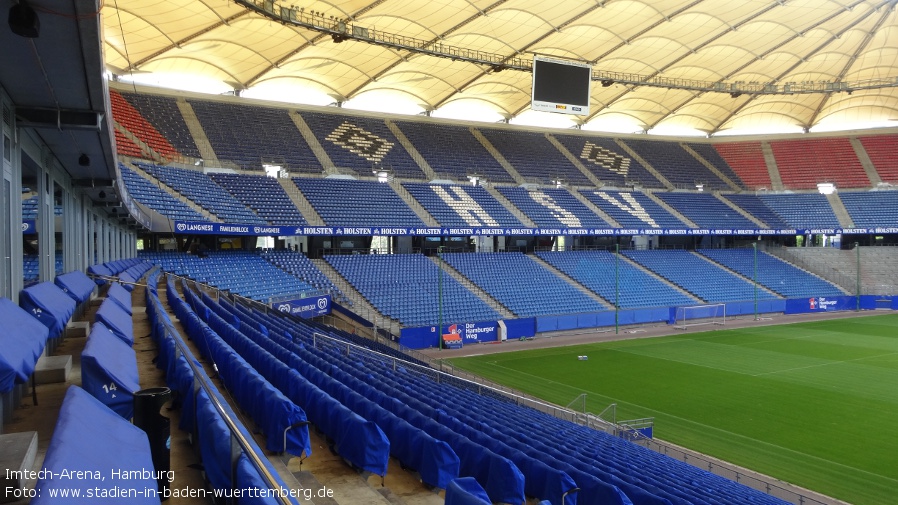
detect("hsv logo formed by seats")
[431,186,500,227]
[326,122,394,162]
[580,142,631,176]
[594,191,659,228]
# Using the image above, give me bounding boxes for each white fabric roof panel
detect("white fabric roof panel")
[103,0,898,135]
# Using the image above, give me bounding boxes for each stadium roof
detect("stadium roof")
[103,0,898,136]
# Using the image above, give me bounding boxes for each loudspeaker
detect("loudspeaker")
[9,1,39,38]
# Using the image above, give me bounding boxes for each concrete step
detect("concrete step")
[825,193,854,228]
[389,181,440,227]
[849,136,882,186]
[760,141,783,190]
[0,431,38,503]
[176,99,220,166]
[278,178,325,226]
[129,164,221,222]
[289,111,335,174]
[470,128,525,184]
[33,355,71,385]
[311,258,402,332]
[65,321,89,339]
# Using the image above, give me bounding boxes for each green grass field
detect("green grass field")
[449,314,898,505]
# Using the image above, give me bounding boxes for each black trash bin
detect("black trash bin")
[134,387,172,499]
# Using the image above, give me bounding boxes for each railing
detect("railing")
[308,330,620,431]
[638,438,833,505]
[303,330,835,505]
[145,271,297,505]
[373,336,842,505]
[182,274,405,341]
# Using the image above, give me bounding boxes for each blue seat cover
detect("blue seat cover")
[81,321,140,419]
[0,297,49,393]
[19,282,76,340]
[32,386,158,505]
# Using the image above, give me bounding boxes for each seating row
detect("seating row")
[200,292,788,505]
[145,270,300,504]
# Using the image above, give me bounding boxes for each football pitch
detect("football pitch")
[448,313,898,505]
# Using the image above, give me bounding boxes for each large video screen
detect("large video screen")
[531,56,591,116]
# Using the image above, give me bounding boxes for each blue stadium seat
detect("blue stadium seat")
[697,248,844,298]
[441,252,606,316]
[208,172,307,226]
[119,91,202,158]
[839,191,898,227]
[497,187,610,228]
[189,100,322,172]
[325,253,502,326]
[719,194,791,229]
[551,134,664,188]
[655,192,758,229]
[300,111,425,178]
[537,250,697,308]
[136,163,266,224]
[294,178,425,227]
[758,193,840,229]
[403,183,523,228]
[394,121,514,182]
[684,143,747,189]
[216,293,788,505]
[476,128,589,185]
[140,250,316,302]
[624,250,778,303]
[580,189,686,229]
[259,249,348,304]
[621,138,733,190]
[119,164,207,222]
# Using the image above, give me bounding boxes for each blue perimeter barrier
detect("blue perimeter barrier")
[397,296,897,349]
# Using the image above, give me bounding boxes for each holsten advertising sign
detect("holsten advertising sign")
[273,294,331,319]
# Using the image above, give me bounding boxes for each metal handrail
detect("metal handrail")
[146,271,297,505]
[306,329,836,505]
[307,331,619,432]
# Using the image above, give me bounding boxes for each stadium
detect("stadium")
[1,0,898,504]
